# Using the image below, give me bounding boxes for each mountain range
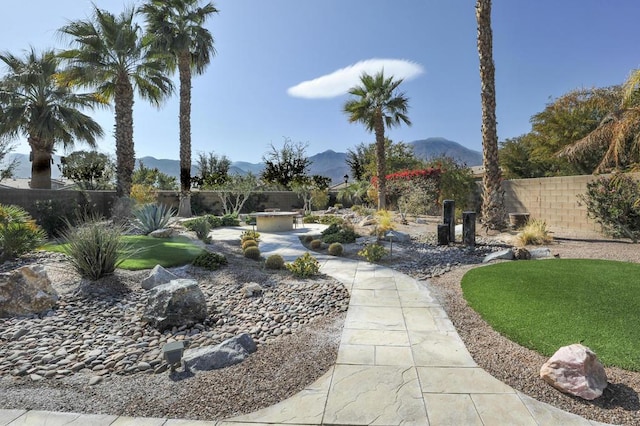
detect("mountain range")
[4,137,482,184]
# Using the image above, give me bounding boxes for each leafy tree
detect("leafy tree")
[425,156,476,211]
[358,140,423,182]
[261,138,311,189]
[214,173,258,215]
[140,0,219,217]
[59,150,115,190]
[193,151,230,188]
[58,5,173,198]
[344,71,411,210]
[0,48,104,189]
[346,145,367,181]
[291,174,331,214]
[132,160,177,190]
[561,72,640,172]
[476,0,504,229]
[0,138,18,182]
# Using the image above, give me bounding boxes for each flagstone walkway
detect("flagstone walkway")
[0,225,610,425]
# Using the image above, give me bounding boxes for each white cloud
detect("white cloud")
[287,58,424,99]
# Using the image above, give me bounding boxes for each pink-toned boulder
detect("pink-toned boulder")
[0,266,59,317]
[540,344,608,400]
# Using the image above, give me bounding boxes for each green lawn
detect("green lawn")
[461,259,640,371]
[44,235,205,270]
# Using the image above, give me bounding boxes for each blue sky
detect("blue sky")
[2,0,640,164]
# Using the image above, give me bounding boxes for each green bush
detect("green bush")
[309,239,323,249]
[60,218,129,280]
[205,215,222,228]
[33,199,78,237]
[240,230,260,242]
[318,215,344,226]
[304,235,314,243]
[358,243,387,263]
[302,215,320,224]
[286,252,320,278]
[328,242,344,256]
[192,251,227,270]
[186,217,211,243]
[334,203,343,209]
[132,203,175,235]
[321,223,358,244]
[265,254,285,270]
[242,239,258,250]
[580,172,640,242]
[243,245,261,260]
[221,214,239,226]
[0,204,47,262]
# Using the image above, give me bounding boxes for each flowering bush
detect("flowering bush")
[579,172,640,242]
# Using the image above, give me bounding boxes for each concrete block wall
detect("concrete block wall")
[156,190,304,214]
[502,173,640,235]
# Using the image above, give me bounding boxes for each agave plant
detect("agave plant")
[132,203,176,235]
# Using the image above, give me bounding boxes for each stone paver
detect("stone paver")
[0,224,610,425]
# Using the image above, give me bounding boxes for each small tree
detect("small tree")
[59,150,115,190]
[261,138,311,189]
[214,173,258,216]
[0,138,18,182]
[193,151,231,188]
[425,156,476,212]
[132,160,177,190]
[383,168,442,220]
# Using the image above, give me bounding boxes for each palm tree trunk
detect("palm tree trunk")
[374,111,387,210]
[178,52,193,217]
[29,138,52,189]
[476,0,504,229]
[114,78,135,198]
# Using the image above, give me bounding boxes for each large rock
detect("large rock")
[0,266,59,317]
[149,228,173,238]
[141,265,178,290]
[183,333,257,371]
[358,216,376,227]
[142,279,207,330]
[383,230,411,243]
[529,247,552,259]
[540,344,608,400]
[482,248,514,263]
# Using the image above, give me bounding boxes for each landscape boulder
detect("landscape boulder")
[0,266,59,317]
[142,279,207,330]
[383,230,411,243]
[513,247,531,260]
[540,344,608,400]
[149,228,173,238]
[529,247,553,259]
[182,333,257,371]
[141,265,179,290]
[358,216,376,227]
[242,282,263,298]
[482,248,514,263]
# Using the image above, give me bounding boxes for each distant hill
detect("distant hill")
[409,137,482,166]
[4,139,481,184]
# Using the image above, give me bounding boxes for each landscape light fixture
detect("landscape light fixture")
[343,174,349,186]
[385,230,399,257]
[162,341,186,371]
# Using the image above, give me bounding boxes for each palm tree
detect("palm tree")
[0,48,104,189]
[560,70,640,172]
[140,0,219,217]
[476,0,504,229]
[344,71,411,210]
[58,5,173,198]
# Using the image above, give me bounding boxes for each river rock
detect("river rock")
[141,265,179,290]
[540,344,608,400]
[0,265,59,317]
[182,333,257,371]
[141,279,208,330]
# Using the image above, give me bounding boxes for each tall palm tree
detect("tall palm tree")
[476,0,504,229]
[560,69,640,172]
[344,71,411,210]
[58,5,173,198]
[140,0,219,217]
[0,48,104,189]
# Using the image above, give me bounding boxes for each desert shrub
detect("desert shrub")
[240,230,260,242]
[242,239,258,250]
[243,245,261,260]
[303,214,320,224]
[206,215,223,228]
[375,210,395,236]
[132,203,175,235]
[130,184,156,204]
[286,252,320,278]
[517,218,553,246]
[311,189,329,210]
[580,172,640,242]
[187,217,211,243]
[0,204,47,262]
[110,197,136,224]
[33,199,78,237]
[328,242,344,256]
[318,215,344,226]
[264,254,285,270]
[358,243,387,263]
[60,218,129,280]
[351,205,372,216]
[221,213,239,226]
[192,251,227,270]
[321,222,358,244]
[304,235,314,243]
[309,239,323,249]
